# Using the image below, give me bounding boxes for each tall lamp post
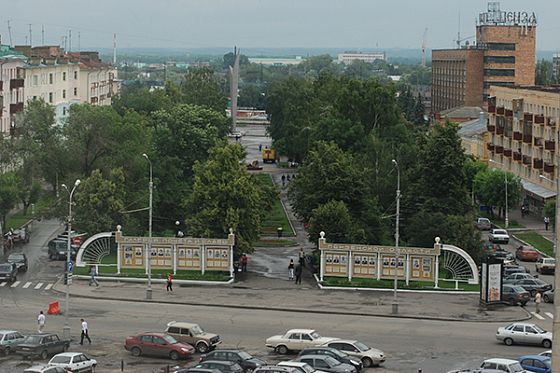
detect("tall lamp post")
[61,179,80,339]
[143,153,153,300]
[488,159,509,229]
[391,159,401,315]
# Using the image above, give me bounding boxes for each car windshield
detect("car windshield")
[533,325,547,333]
[8,254,23,261]
[0,264,12,272]
[238,351,252,360]
[510,362,525,372]
[163,335,178,344]
[191,325,204,335]
[354,341,370,351]
[50,356,72,364]
[494,230,507,234]
[298,364,315,373]
[512,286,526,293]
[310,332,322,339]
[546,259,556,264]
[324,356,340,366]
[23,336,42,344]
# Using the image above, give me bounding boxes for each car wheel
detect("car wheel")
[131,347,141,357]
[276,345,289,354]
[543,339,552,349]
[3,346,10,356]
[544,295,551,303]
[362,357,373,368]
[521,301,528,306]
[170,350,180,361]
[530,290,537,297]
[196,342,209,354]
[508,298,516,306]
[504,338,514,346]
[40,349,49,359]
[245,368,254,373]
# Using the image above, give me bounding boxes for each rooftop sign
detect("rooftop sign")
[479,2,536,26]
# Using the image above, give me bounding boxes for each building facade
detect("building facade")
[0,45,26,135]
[553,53,560,80]
[486,86,560,211]
[337,52,386,64]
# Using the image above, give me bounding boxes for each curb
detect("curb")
[73,275,234,286]
[510,234,552,259]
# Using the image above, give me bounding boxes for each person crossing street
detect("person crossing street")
[80,318,92,345]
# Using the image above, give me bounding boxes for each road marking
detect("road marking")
[11,281,21,288]
[546,312,554,319]
[0,282,6,287]
[35,282,44,289]
[532,312,546,320]
[22,282,32,289]
[44,284,53,290]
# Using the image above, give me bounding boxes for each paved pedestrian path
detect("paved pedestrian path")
[507,208,554,242]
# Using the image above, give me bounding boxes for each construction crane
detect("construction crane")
[421,28,428,67]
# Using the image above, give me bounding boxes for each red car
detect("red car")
[515,246,540,262]
[124,332,195,360]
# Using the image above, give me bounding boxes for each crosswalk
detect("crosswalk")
[532,311,554,320]
[0,280,56,291]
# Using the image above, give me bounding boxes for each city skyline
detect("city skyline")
[2,0,559,52]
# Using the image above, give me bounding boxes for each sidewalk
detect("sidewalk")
[507,208,554,242]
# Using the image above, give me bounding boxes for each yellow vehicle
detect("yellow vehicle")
[262,147,277,163]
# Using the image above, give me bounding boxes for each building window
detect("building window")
[484,69,515,77]
[49,73,53,84]
[483,81,515,88]
[484,56,516,64]
[485,43,516,51]
[62,90,66,99]
[74,87,78,96]
[32,75,38,86]
[74,71,78,79]
[49,92,53,103]
[62,72,67,81]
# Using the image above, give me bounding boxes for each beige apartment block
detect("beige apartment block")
[487,86,560,209]
[0,56,26,134]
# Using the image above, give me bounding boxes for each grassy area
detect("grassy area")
[479,212,525,228]
[5,193,56,230]
[254,239,298,247]
[75,266,231,281]
[323,276,480,291]
[514,231,554,256]
[255,174,295,236]
[5,211,32,230]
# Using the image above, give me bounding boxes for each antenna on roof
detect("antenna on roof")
[28,24,32,46]
[41,25,45,45]
[78,32,81,51]
[7,20,13,46]
[68,30,72,52]
[113,33,117,65]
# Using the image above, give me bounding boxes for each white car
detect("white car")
[23,365,66,373]
[539,350,551,357]
[324,340,385,367]
[495,323,552,348]
[480,358,527,372]
[48,352,97,373]
[278,361,329,373]
[489,229,510,244]
[265,329,338,354]
[535,257,556,274]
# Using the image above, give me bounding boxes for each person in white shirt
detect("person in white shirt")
[80,318,92,345]
[37,311,46,333]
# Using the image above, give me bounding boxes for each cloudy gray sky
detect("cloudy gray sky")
[2,0,559,51]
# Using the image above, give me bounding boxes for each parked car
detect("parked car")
[48,352,97,373]
[254,366,303,373]
[489,229,510,244]
[265,329,338,354]
[294,355,356,373]
[173,369,222,373]
[47,239,80,261]
[505,273,535,281]
[194,361,243,373]
[517,355,551,373]
[536,258,556,275]
[480,358,527,373]
[543,289,554,304]
[124,332,195,360]
[503,278,552,297]
[200,350,267,373]
[0,262,18,283]
[23,365,66,373]
[503,265,531,277]
[278,361,330,373]
[539,351,551,358]
[7,253,28,272]
[516,246,540,262]
[13,334,70,359]
[489,250,515,265]
[298,347,362,371]
[501,284,530,306]
[496,323,552,348]
[476,218,492,230]
[0,330,25,355]
[165,321,221,353]
[324,340,385,368]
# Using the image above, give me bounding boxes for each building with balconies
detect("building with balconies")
[0,44,26,135]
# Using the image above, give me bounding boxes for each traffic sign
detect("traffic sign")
[67,261,73,273]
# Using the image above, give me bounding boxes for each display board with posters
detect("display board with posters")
[121,245,145,268]
[205,247,230,270]
[177,246,201,270]
[150,246,173,267]
[324,252,348,276]
[409,256,434,280]
[352,254,376,277]
[480,258,503,305]
[381,255,405,278]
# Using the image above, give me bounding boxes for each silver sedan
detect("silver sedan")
[496,323,552,348]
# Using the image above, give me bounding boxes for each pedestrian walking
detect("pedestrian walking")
[80,318,92,345]
[166,273,173,292]
[288,259,295,280]
[37,311,46,333]
[535,291,542,314]
[281,174,286,187]
[259,144,262,151]
[241,254,248,272]
[544,216,550,231]
[298,247,305,265]
[295,263,302,285]
[89,266,99,287]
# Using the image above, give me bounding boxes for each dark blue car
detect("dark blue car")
[518,355,551,373]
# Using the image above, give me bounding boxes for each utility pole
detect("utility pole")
[391,159,401,314]
[229,46,240,133]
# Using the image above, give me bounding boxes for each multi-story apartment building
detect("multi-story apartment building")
[486,86,560,211]
[0,45,26,135]
[432,2,536,114]
[71,52,116,106]
[553,53,560,80]
[337,51,385,64]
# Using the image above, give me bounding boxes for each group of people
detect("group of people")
[281,174,296,187]
[37,311,92,345]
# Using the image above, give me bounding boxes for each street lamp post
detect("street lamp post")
[143,153,153,300]
[488,159,509,229]
[61,179,80,339]
[391,159,401,314]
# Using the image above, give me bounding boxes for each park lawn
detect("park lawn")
[5,193,57,230]
[254,239,298,247]
[323,276,479,291]
[254,174,295,236]
[75,265,230,281]
[514,231,554,256]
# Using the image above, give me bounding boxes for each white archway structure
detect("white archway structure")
[76,232,114,267]
[440,244,479,284]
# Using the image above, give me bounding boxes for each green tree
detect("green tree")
[535,59,557,85]
[238,84,266,109]
[184,143,275,254]
[181,67,227,113]
[223,52,249,69]
[544,200,556,230]
[308,200,353,244]
[0,172,19,232]
[474,169,522,218]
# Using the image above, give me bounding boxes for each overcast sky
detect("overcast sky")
[2,0,559,52]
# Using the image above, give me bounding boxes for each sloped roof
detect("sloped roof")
[441,106,483,119]
[457,117,486,138]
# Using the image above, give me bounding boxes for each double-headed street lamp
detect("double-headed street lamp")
[142,153,153,300]
[391,159,401,315]
[488,159,509,229]
[61,179,80,339]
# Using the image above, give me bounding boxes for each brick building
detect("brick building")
[432,2,536,114]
